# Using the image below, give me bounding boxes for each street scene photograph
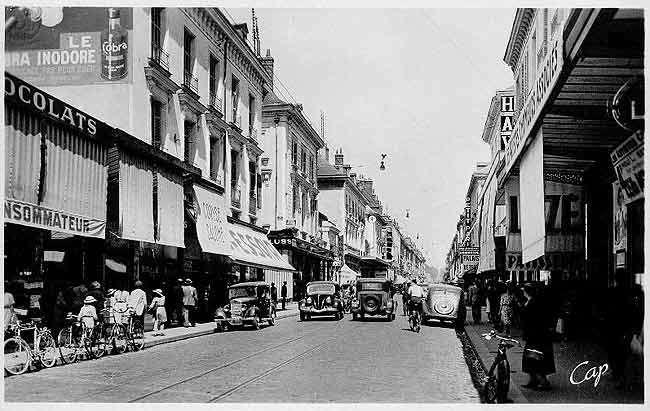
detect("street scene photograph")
[2,3,646,405]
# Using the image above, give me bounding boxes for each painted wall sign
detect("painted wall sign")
[5,198,105,238]
[5,7,133,85]
[5,72,111,137]
[504,37,564,176]
[611,131,644,204]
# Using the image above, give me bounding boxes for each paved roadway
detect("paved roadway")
[4,313,479,403]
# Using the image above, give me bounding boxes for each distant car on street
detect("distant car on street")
[298,281,344,321]
[351,278,396,321]
[422,283,466,328]
[214,281,276,331]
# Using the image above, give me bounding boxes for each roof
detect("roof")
[262,91,286,105]
[357,278,390,283]
[306,281,337,286]
[229,281,269,288]
[317,155,346,177]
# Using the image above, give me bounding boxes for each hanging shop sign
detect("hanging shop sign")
[505,252,583,272]
[5,7,133,85]
[192,184,231,256]
[500,94,515,149]
[611,131,644,204]
[504,37,564,177]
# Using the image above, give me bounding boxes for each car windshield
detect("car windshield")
[307,283,335,294]
[229,286,257,299]
[429,287,460,297]
[358,282,388,292]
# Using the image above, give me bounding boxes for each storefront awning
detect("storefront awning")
[228,223,295,271]
[105,258,127,273]
[339,264,360,284]
[478,173,498,273]
[192,184,231,256]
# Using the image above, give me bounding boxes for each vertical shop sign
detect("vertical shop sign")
[5,7,133,85]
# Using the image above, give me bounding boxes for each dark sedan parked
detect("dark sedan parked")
[422,283,466,328]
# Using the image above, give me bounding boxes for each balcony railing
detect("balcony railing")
[209,92,223,113]
[249,128,258,141]
[183,71,199,95]
[150,44,170,72]
[231,187,241,209]
[249,194,257,215]
[231,114,242,129]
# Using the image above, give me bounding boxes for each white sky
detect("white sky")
[227,8,515,269]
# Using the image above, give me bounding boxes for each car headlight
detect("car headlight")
[306,297,312,305]
[387,300,393,308]
[224,305,230,312]
[325,296,332,305]
[351,299,359,307]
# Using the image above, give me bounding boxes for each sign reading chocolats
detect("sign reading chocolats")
[5,72,112,137]
[5,7,133,85]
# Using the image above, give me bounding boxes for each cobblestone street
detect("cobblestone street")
[4,313,478,403]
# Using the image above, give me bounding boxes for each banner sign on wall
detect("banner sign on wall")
[504,37,563,177]
[611,131,644,204]
[5,7,133,85]
[193,185,231,256]
[612,181,628,254]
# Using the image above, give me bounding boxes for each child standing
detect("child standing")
[149,289,167,336]
[78,296,98,330]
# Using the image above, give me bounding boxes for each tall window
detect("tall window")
[301,146,306,173]
[256,173,262,209]
[249,161,256,199]
[509,196,520,233]
[292,141,298,165]
[248,94,255,136]
[209,137,219,181]
[230,149,238,188]
[184,122,193,162]
[209,55,218,106]
[151,8,163,63]
[309,154,314,181]
[183,29,195,83]
[151,98,163,149]
[292,185,298,218]
[231,75,240,122]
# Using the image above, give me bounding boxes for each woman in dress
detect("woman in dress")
[520,283,555,390]
[149,289,167,336]
[499,282,516,337]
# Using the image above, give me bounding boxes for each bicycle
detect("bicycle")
[481,330,521,403]
[82,319,108,359]
[408,300,421,333]
[4,319,58,375]
[57,312,83,364]
[119,308,145,352]
[100,308,128,355]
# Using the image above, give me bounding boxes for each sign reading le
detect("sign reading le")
[504,37,564,175]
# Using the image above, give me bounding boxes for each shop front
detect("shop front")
[227,219,296,299]
[4,72,111,323]
[268,228,334,298]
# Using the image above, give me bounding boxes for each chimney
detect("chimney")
[334,148,344,167]
[233,23,249,41]
[260,48,274,88]
[324,144,330,162]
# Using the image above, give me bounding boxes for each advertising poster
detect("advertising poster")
[5,7,133,85]
[611,131,644,205]
[612,181,628,254]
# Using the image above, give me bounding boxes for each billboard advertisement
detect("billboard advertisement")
[5,7,133,85]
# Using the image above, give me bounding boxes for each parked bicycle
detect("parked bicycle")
[57,312,84,364]
[120,308,145,352]
[101,308,128,355]
[481,330,521,403]
[4,318,58,376]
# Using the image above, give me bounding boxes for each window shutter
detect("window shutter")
[209,138,218,180]
[151,99,162,149]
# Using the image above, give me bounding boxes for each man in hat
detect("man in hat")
[127,281,147,326]
[86,281,105,313]
[271,282,278,309]
[182,279,198,327]
[172,278,184,326]
[281,281,288,310]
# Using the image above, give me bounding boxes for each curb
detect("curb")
[143,310,300,349]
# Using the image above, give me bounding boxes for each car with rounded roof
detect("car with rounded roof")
[298,281,344,321]
[422,283,466,328]
[351,278,395,321]
[214,281,276,331]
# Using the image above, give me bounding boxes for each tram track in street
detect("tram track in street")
[128,324,337,402]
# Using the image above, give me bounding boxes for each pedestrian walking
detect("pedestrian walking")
[281,281,288,310]
[271,282,278,308]
[71,283,88,315]
[182,279,198,327]
[402,281,410,316]
[468,281,482,324]
[520,283,555,391]
[149,289,167,336]
[499,282,516,337]
[127,281,147,326]
[78,296,98,329]
[4,281,16,331]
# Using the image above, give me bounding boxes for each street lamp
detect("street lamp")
[379,154,387,171]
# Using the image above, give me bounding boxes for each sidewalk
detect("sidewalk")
[463,308,644,404]
[143,302,300,349]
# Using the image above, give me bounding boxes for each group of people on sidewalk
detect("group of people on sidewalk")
[466,272,644,392]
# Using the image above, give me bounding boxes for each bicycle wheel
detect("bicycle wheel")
[495,359,511,403]
[57,327,80,364]
[90,327,108,359]
[110,324,128,354]
[4,337,31,375]
[37,331,58,368]
[130,321,145,351]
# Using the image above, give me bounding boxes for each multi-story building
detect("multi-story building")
[5,7,296,318]
[260,90,333,298]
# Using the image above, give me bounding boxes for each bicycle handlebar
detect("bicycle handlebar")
[481,331,521,346]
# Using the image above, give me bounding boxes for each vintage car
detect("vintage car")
[351,278,395,321]
[299,281,344,321]
[422,283,466,328]
[214,281,276,331]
